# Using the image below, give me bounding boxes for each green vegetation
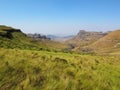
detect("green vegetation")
[0,25,68,51]
[0,25,120,90]
[0,48,120,90]
[0,25,40,50]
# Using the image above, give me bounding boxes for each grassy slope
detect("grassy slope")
[0,25,40,50]
[0,48,120,90]
[91,30,120,54]
[93,30,120,48]
[37,39,68,51]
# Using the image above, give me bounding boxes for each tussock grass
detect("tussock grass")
[0,48,120,90]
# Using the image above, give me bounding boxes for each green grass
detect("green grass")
[0,31,40,50]
[0,48,120,90]
[0,25,39,50]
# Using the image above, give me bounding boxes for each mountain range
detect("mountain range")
[0,25,120,54]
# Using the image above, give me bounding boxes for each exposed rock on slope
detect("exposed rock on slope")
[66,30,107,50]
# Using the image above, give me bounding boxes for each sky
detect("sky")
[0,0,120,35]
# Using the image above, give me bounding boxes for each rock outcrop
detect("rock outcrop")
[67,30,108,48]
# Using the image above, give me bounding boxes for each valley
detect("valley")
[0,25,120,90]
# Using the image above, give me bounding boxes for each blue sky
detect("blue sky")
[0,0,120,35]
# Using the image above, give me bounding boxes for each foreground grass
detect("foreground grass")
[0,48,120,90]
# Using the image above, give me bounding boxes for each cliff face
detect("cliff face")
[74,30,107,41]
[68,30,120,54]
[67,30,108,48]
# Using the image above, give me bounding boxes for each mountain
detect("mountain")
[66,30,108,51]
[1,25,119,54]
[0,25,68,51]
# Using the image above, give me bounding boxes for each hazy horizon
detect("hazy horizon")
[1,0,120,35]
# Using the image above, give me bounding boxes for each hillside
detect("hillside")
[66,30,107,52]
[0,25,41,50]
[91,30,120,53]
[0,25,68,51]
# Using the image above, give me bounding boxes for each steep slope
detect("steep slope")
[91,30,120,53]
